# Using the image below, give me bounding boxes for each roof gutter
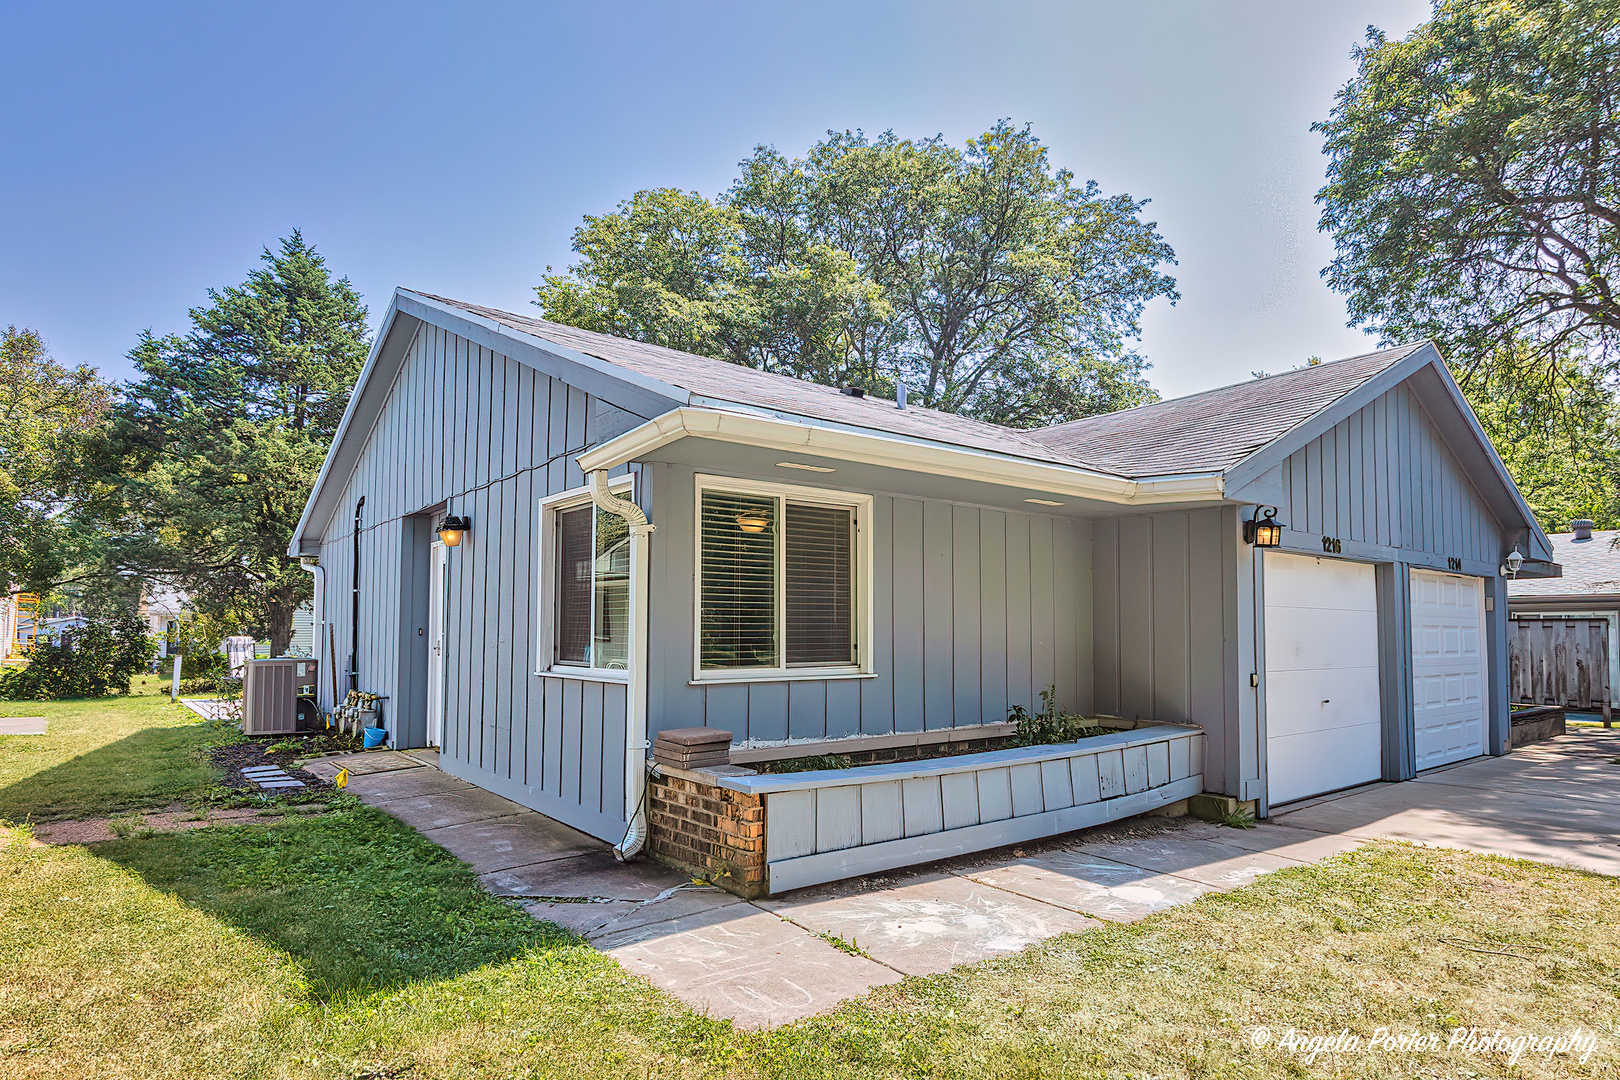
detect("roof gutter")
[576,407,1226,507]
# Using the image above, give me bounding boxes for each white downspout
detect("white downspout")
[588,470,654,861]
[299,556,325,710]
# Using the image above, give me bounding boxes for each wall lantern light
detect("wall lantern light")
[1243,506,1284,547]
[735,510,770,534]
[438,514,470,547]
[1501,546,1524,578]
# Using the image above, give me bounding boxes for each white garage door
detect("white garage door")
[1410,568,1487,769]
[1264,552,1383,805]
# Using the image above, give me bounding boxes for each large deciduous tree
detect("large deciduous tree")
[1316,0,1620,389]
[94,232,368,653]
[537,122,1177,427]
[0,327,113,594]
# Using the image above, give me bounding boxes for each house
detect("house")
[289,289,1556,894]
[1508,520,1616,715]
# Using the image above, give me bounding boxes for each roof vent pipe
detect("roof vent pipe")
[1572,519,1595,541]
[896,381,907,410]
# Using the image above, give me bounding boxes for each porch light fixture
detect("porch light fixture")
[1502,546,1524,578]
[437,514,470,547]
[1244,506,1283,547]
[735,510,770,534]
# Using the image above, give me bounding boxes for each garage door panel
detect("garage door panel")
[1264,552,1382,806]
[1267,723,1382,806]
[1262,606,1379,673]
[1263,668,1382,739]
[1265,554,1379,609]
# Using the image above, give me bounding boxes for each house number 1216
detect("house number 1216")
[1321,535,1342,554]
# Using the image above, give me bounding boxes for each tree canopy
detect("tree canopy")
[0,327,113,594]
[537,122,1177,427]
[1316,0,1620,389]
[91,232,369,652]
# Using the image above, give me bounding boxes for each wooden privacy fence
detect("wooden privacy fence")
[1509,616,1610,712]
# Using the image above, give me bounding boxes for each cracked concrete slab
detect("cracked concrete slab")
[482,851,690,901]
[376,786,535,831]
[598,902,903,1028]
[757,871,1100,977]
[526,890,748,940]
[960,850,1218,922]
[339,766,476,801]
[418,813,603,874]
[1179,820,1367,864]
[302,750,424,780]
[1073,834,1308,890]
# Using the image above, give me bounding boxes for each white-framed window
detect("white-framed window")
[537,477,634,678]
[693,473,873,683]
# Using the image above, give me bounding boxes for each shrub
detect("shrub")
[0,610,155,700]
[1007,686,1109,747]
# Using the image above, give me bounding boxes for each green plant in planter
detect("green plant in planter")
[1007,686,1109,747]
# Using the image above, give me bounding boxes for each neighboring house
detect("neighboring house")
[0,590,17,659]
[141,584,187,658]
[288,289,1555,883]
[1507,520,1618,713]
[289,601,315,657]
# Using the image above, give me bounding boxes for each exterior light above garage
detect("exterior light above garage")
[1244,506,1283,547]
[437,514,470,547]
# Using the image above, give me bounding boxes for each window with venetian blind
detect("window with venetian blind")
[696,479,867,676]
[552,500,630,670]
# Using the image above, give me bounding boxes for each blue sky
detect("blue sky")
[1,1,1430,399]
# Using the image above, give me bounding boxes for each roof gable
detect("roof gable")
[1026,345,1424,477]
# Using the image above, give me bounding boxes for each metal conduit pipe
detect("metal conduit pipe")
[587,469,655,861]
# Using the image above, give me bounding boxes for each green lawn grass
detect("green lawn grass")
[0,680,232,821]
[3,697,1617,1079]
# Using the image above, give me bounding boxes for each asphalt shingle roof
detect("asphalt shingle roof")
[417,292,1428,481]
[419,294,1122,475]
[1025,344,1427,477]
[1509,529,1620,598]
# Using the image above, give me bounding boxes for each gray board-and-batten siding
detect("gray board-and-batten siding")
[314,320,1092,842]
[1093,380,1516,802]
[314,320,640,841]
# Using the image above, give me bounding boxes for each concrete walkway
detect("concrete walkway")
[304,728,1618,1029]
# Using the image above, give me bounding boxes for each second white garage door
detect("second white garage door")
[1264,552,1383,805]
[1410,568,1487,769]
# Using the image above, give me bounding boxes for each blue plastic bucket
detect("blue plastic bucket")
[362,727,388,749]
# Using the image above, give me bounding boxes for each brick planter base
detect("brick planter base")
[647,771,767,898]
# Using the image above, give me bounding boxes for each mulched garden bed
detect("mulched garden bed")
[211,731,361,793]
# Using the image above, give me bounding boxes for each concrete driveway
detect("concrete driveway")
[1272,724,1620,876]
[307,727,1618,1029]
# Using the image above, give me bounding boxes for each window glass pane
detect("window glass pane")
[593,506,629,669]
[785,502,853,666]
[700,491,777,668]
[555,505,592,664]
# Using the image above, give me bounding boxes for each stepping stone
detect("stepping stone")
[257,779,305,789]
[0,717,46,735]
[241,766,287,776]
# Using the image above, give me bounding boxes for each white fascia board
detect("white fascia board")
[395,290,691,415]
[286,294,413,557]
[576,406,1226,507]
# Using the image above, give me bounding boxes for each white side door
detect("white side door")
[1264,551,1384,805]
[426,540,447,748]
[1410,568,1487,769]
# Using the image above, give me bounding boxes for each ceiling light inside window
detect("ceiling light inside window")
[1024,498,1064,506]
[775,461,836,473]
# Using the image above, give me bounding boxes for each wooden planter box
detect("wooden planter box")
[1510,705,1566,748]
[648,724,1204,897]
